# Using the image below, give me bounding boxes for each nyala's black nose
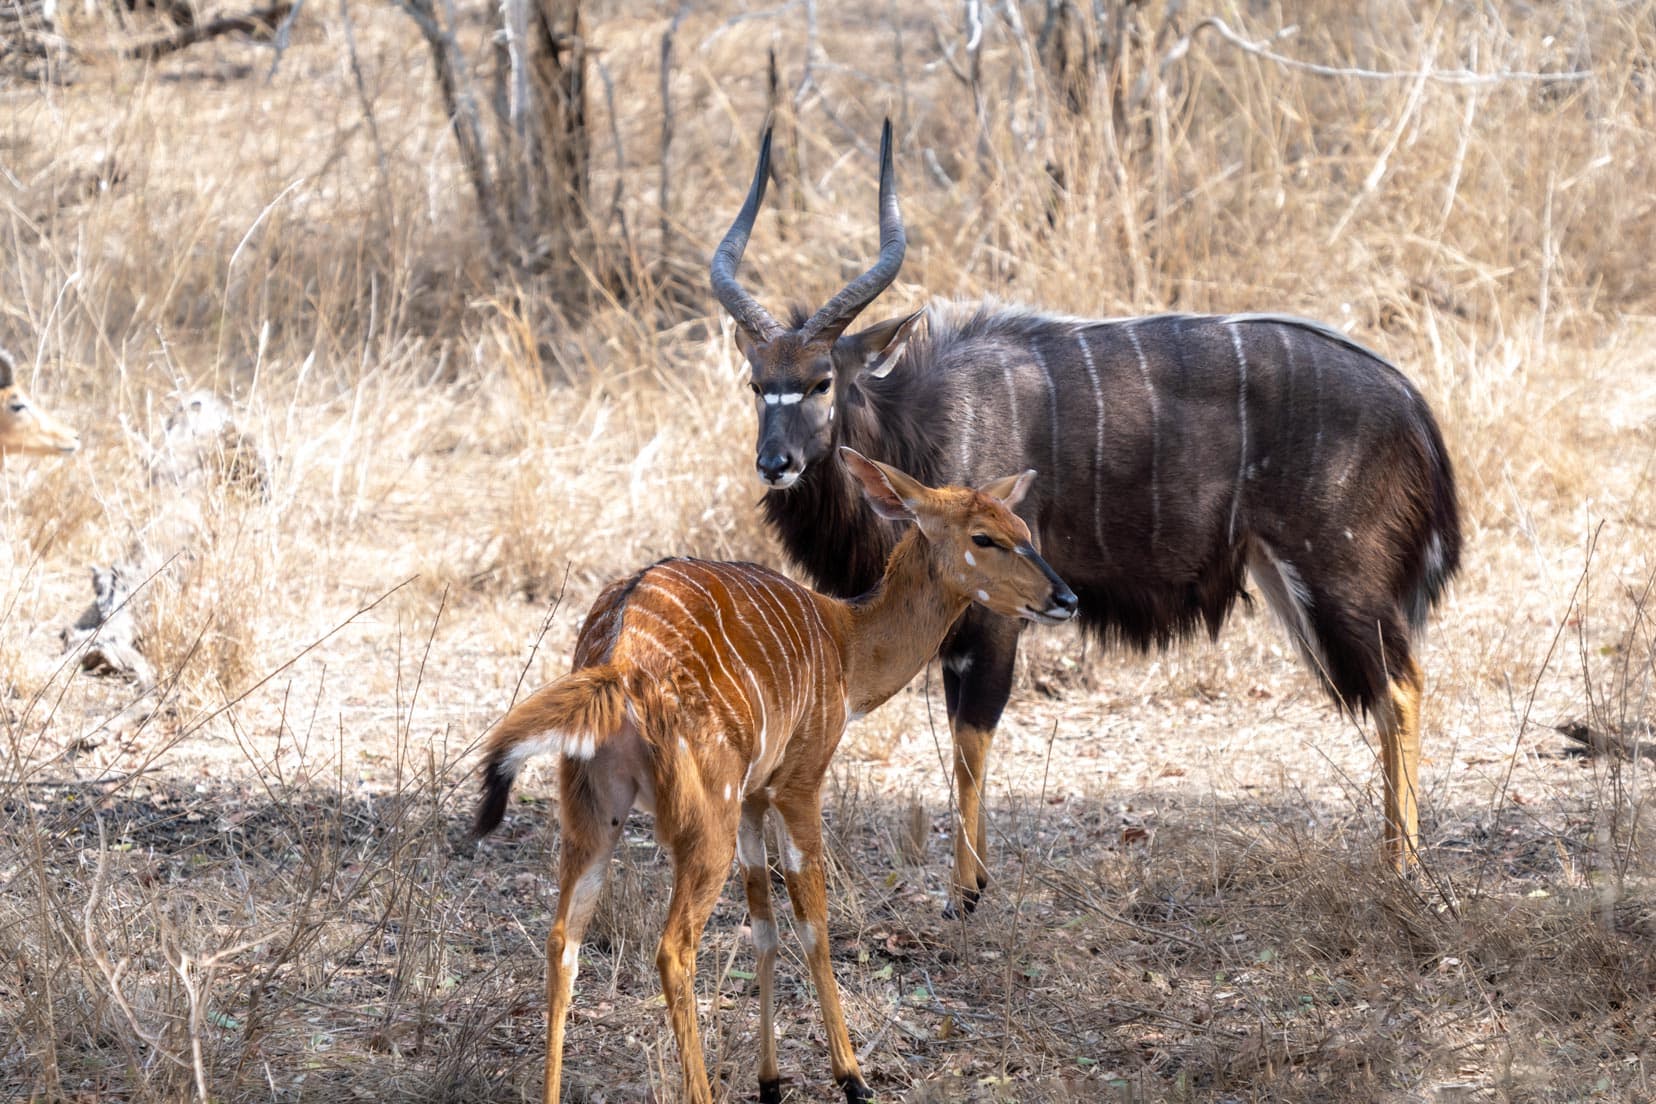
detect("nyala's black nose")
[1052,586,1078,612]
[757,452,792,482]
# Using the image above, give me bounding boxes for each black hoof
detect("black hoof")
[837,1075,875,1103]
[943,886,981,920]
[758,1077,783,1104]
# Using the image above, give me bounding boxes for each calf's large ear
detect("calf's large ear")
[978,469,1037,508]
[835,309,925,380]
[839,446,925,523]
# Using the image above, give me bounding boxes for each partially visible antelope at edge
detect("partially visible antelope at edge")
[712,120,1462,915]
[474,448,1076,1104]
[0,345,79,465]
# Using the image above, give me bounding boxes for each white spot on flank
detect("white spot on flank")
[975,589,990,603]
[678,737,689,755]
[1343,529,1354,541]
[964,550,976,567]
[724,783,733,801]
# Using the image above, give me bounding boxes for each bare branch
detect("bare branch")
[119,0,295,62]
[1179,16,1594,86]
[659,1,687,255]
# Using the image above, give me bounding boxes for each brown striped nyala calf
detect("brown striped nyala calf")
[0,346,79,465]
[474,448,1075,1104]
[713,121,1462,914]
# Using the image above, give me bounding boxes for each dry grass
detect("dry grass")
[3,0,1655,1100]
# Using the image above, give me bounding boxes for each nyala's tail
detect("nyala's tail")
[473,664,629,838]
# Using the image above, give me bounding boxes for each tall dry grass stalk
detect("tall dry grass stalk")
[2,0,1654,1100]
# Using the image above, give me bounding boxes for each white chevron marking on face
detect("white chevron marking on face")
[762,392,805,405]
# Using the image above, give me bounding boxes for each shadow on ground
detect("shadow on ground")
[2,763,1653,1103]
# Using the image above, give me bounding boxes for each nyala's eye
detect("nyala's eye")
[7,401,25,414]
[748,382,761,396]
[971,534,995,549]
[810,378,832,396]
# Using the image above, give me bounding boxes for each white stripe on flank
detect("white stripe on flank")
[652,565,767,744]
[1274,324,1322,478]
[628,605,747,729]
[779,584,835,742]
[719,570,794,696]
[1125,321,1160,553]
[998,348,1023,442]
[1227,324,1250,544]
[729,572,820,746]
[1075,329,1107,556]
[657,564,776,788]
[638,573,757,732]
[1031,345,1059,499]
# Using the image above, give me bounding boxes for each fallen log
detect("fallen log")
[118,0,291,62]
[1555,721,1656,763]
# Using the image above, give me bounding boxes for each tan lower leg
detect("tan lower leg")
[545,856,609,1104]
[657,934,711,1104]
[777,827,866,1094]
[1379,658,1424,870]
[951,723,993,906]
[655,834,734,1104]
[737,811,781,1096]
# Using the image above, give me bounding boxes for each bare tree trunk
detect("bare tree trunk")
[528,0,587,248]
[395,0,590,276]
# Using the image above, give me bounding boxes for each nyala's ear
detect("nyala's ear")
[979,469,1037,508]
[839,446,927,523]
[733,325,764,367]
[835,308,925,380]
